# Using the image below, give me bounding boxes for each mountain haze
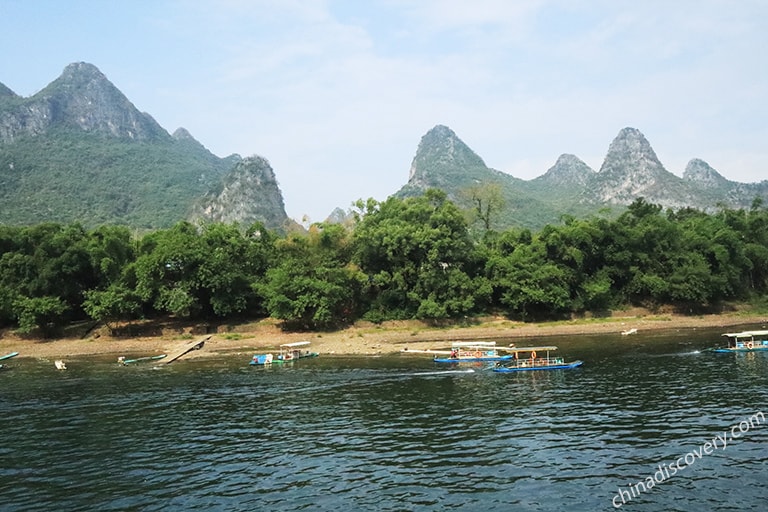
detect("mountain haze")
[190,156,290,229]
[0,62,287,230]
[2,63,765,233]
[0,62,166,143]
[581,127,697,208]
[398,125,565,229]
[396,124,767,230]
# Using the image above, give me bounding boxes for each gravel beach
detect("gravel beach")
[2,309,766,362]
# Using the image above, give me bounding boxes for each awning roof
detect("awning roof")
[280,341,312,347]
[722,331,768,338]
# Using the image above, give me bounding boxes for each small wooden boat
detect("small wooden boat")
[118,354,167,365]
[250,341,319,366]
[493,346,583,373]
[0,351,19,361]
[713,331,768,353]
[433,341,513,363]
[54,360,67,370]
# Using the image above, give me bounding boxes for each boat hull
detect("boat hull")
[249,353,319,365]
[434,355,513,363]
[712,347,768,353]
[122,355,167,364]
[0,351,19,361]
[493,360,583,372]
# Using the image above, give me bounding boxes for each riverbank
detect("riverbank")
[2,308,767,362]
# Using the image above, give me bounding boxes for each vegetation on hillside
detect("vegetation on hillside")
[1,192,766,336]
[0,130,234,229]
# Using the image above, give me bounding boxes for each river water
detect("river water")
[1,326,766,511]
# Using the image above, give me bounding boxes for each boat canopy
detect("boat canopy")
[450,341,496,349]
[280,341,312,348]
[722,331,768,339]
[508,346,559,352]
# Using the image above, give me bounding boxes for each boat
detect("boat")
[713,330,768,353]
[433,341,514,363]
[621,328,638,335]
[493,346,583,373]
[54,360,67,370]
[118,354,167,365]
[0,351,19,361]
[250,341,319,366]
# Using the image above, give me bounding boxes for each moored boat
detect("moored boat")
[493,346,583,373]
[713,330,768,353]
[433,341,513,363]
[118,354,167,365]
[0,351,19,361]
[250,341,319,366]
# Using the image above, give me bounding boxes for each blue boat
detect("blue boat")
[712,330,768,353]
[0,351,19,361]
[250,341,319,366]
[493,346,583,373]
[433,341,513,363]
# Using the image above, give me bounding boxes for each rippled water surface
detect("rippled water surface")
[1,326,767,511]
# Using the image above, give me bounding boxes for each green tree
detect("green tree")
[260,223,362,329]
[352,190,489,321]
[461,182,505,232]
[82,285,142,334]
[135,221,273,319]
[485,237,571,320]
[13,295,68,337]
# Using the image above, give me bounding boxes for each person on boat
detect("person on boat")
[450,349,458,359]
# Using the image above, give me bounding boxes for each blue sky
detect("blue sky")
[1,0,766,222]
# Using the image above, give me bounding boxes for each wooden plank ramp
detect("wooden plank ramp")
[162,335,211,364]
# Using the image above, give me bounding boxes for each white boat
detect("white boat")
[621,328,638,335]
[54,360,67,370]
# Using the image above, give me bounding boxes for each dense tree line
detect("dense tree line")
[1,192,767,336]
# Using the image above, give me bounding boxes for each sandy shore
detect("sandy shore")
[2,309,766,362]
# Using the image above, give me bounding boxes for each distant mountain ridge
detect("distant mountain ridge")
[189,156,290,229]
[397,125,565,229]
[400,125,768,230]
[0,62,289,230]
[0,62,166,142]
[2,62,765,232]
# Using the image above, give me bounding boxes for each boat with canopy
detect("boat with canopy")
[713,331,768,353]
[493,346,583,372]
[433,341,514,363]
[250,341,319,366]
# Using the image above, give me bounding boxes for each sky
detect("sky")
[1,0,766,223]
